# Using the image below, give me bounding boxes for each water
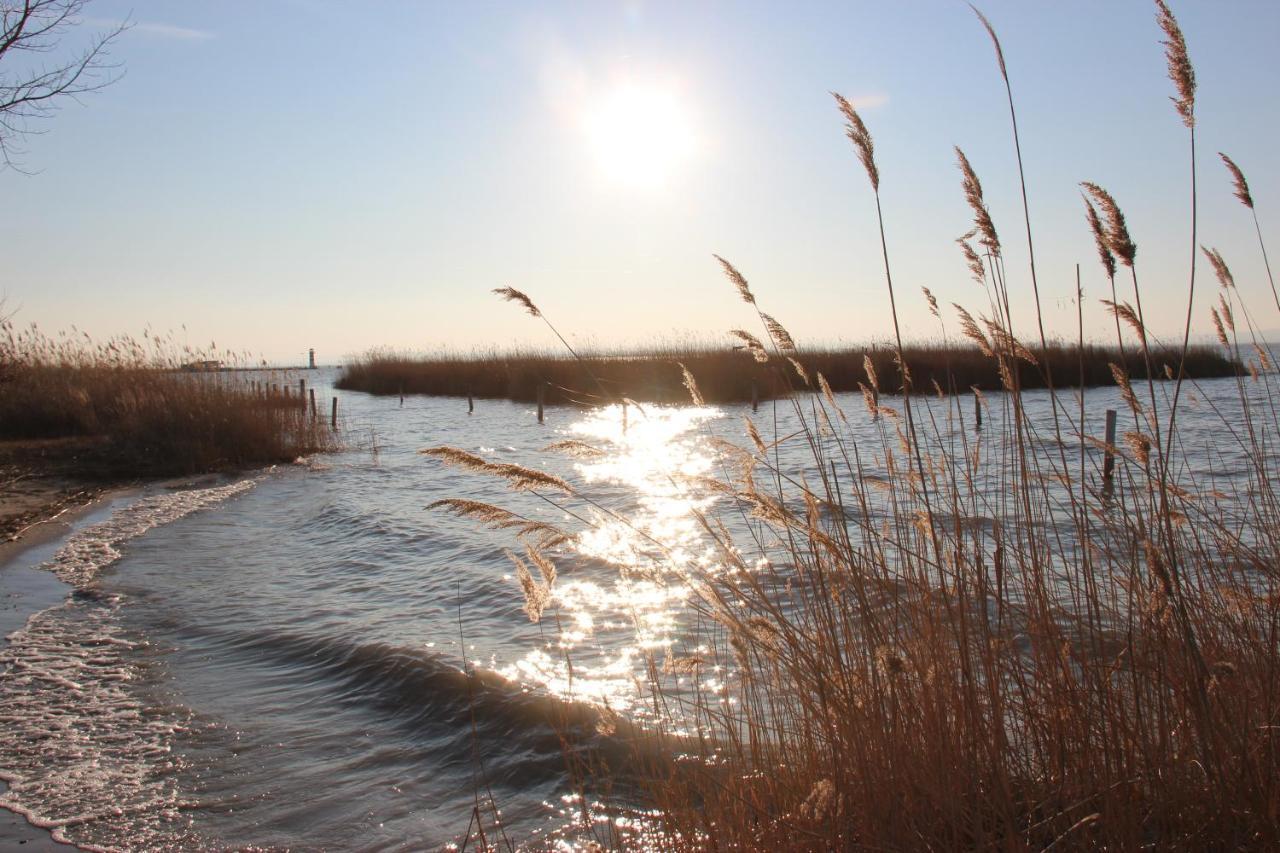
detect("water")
[0,367,1274,849]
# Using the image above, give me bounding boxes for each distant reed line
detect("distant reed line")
[336,342,1239,404]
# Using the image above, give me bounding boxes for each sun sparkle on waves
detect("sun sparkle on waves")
[498,403,730,718]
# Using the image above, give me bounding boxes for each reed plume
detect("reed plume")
[505,549,550,623]
[493,287,541,317]
[1219,153,1253,209]
[832,92,879,190]
[677,362,706,406]
[544,439,606,459]
[953,304,994,357]
[921,287,940,319]
[955,147,1000,254]
[1083,197,1117,278]
[1155,0,1196,128]
[715,254,756,305]
[760,313,796,351]
[1210,307,1229,348]
[420,446,573,494]
[1082,183,1137,267]
[427,498,570,547]
[957,238,986,284]
[1201,246,1235,290]
[728,330,769,363]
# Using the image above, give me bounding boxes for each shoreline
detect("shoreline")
[0,485,139,851]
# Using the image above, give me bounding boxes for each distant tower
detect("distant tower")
[308,348,316,369]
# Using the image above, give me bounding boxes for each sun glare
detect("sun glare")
[584,82,698,190]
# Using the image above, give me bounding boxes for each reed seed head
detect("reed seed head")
[953,304,994,357]
[492,286,541,317]
[1219,153,1253,209]
[1083,197,1117,278]
[1210,307,1229,348]
[1081,182,1137,266]
[1108,362,1142,413]
[1155,0,1195,129]
[678,362,706,406]
[863,353,879,392]
[955,147,1001,254]
[1201,246,1236,290]
[787,356,811,386]
[421,446,573,494]
[921,287,940,319]
[969,5,1008,80]
[761,313,797,351]
[714,254,755,305]
[832,92,880,191]
[1101,299,1145,341]
[957,238,986,284]
[729,329,769,363]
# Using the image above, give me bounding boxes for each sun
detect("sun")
[583,82,698,190]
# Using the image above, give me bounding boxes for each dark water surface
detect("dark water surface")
[0,368,1273,850]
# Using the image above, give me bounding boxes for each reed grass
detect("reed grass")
[434,2,1279,848]
[338,341,1238,406]
[0,323,336,476]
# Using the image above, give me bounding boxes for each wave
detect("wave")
[197,627,664,788]
[45,479,256,588]
[0,477,259,850]
[0,600,198,851]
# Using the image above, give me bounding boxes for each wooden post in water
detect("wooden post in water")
[537,383,545,424]
[751,380,759,413]
[309,388,317,421]
[299,379,306,410]
[1103,408,1118,483]
[399,386,404,407]
[331,396,338,430]
[467,390,474,414]
[974,389,982,430]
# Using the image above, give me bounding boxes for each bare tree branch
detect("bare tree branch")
[0,0,126,168]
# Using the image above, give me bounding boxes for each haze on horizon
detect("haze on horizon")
[2,0,1278,365]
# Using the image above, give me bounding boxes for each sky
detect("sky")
[2,0,1278,365]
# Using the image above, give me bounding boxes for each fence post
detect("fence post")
[309,388,317,421]
[1103,408,1118,483]
[537,383,545,424]
[299,379,306,410]
[468,390,474,414]
[751,380,759,413]
[974,389,982,430]
[331,396,338,430]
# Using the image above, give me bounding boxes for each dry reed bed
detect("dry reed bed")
[0,324,335,476]
[428,1,1280,849]
[337,342,1239,405]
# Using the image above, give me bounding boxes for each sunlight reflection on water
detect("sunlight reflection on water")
[498,402,725,716]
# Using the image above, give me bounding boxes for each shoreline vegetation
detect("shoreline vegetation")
[430,2,1280,849]
[0,324,337,541]
[336,342,1242,404]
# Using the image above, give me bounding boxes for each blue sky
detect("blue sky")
[2,1,1278,364]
